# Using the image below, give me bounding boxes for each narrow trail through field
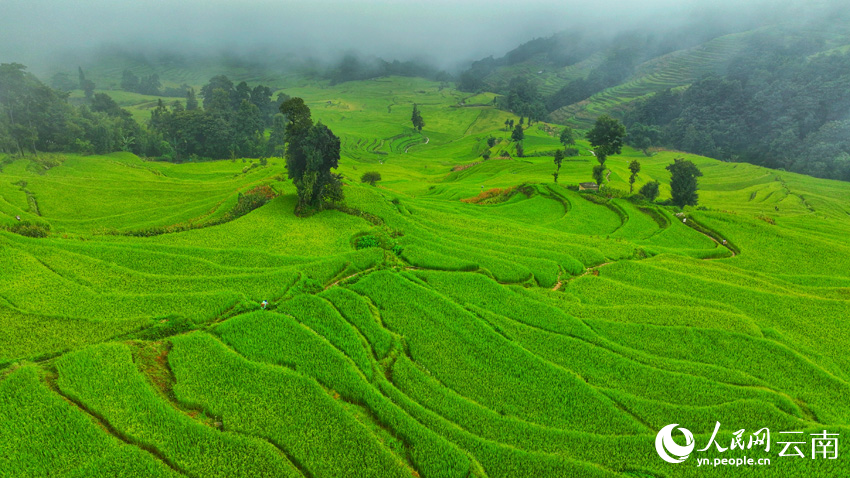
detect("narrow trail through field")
[555,262,615,290]
[681,217,738,258]
[404,136,428,153]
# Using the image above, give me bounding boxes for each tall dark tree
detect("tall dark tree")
[280,97,343,213]
[628,160,641,193]
[78,67,95,100]
[411,104,425,132]
[667,158,702,207]
[592,164,605,187]
[553,149,564,183]
[511,123,524,143]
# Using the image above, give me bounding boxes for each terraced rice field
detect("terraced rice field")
[549,32,749,127]
[1,75,849,477]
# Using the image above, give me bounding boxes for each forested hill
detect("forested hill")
[462,16,850,182]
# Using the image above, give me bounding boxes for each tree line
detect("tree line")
[0,63,142,156]
[0,63,291,162]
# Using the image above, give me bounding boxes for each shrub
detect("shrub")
[639,180,660,202]
[361,171,381,186]
[7,221,50,238]
[228,185,277,219]
[461,187,517,204]
[355,235,381,249]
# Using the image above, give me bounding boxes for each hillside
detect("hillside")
[469,22,850,127]
[1,75,849,477]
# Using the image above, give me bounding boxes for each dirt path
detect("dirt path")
[404,136,429,153]
[324,268,375,290]
[553,262,615,290]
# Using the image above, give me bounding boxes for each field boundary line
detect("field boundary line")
[44,373,193,477]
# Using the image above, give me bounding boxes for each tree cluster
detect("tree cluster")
[0,64,291,163]
[326,54,450,85]
[121,70,190,97]
[495,77,547,122]
[0,63,147,156]
[149,75,289,160]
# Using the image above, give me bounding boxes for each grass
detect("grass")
[1,72,849,477]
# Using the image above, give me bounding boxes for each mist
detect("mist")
[0,0,842,76]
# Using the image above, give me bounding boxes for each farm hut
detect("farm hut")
[579,182,599,191]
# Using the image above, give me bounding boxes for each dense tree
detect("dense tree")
[559,126,575,148]
[361,171,381,186]
[628,160,641,193]
[411,104,424,132]
[496,77,546,121]
[136,74,161,96]
[516,143,524,158]
[185,88,198,110]
[639,180,660,201]
[280,97,343,213]
[666,158,702,207]
[626,122,660,155]
[592,164,605,187]
[587,115,626,166]
[201,75,234,108]
[586,115,625,188]
[50,72,76,92]
[120,70,140,92]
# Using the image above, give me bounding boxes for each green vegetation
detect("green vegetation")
[1,69,849,478]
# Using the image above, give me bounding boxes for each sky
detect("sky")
[0,0,835,72]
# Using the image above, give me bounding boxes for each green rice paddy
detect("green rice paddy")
[1,75,849,477]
